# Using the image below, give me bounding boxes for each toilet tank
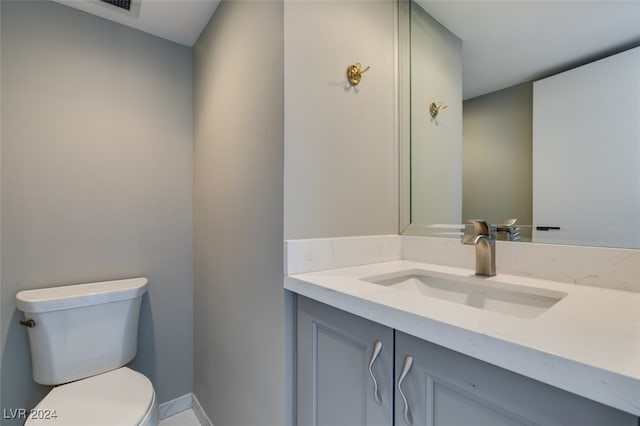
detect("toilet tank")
[16,277,147,385]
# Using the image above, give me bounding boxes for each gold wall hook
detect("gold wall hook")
[347,63,371,86]
[429,101,448,118]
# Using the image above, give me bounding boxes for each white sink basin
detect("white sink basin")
[362,269,567,319]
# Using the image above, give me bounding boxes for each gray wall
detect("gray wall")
[0,0,3,415]
[193,1,286,425]
[283,0,398,239]
[0,0,193,419]
[409,2,463,227]
[462,82,533,233]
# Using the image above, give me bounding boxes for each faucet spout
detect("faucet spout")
[462,220,496,277]
[461,234,484,245]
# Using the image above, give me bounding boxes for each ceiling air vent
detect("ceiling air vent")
[97,0,141,17]
[102,0,131,11]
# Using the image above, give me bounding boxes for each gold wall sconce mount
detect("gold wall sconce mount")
[429,101,448,118]
[347,63,371,86]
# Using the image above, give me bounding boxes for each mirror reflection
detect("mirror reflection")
[401,0,640,249]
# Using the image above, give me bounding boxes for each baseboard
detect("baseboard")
[192,393,214,426]
[159,393,193,420]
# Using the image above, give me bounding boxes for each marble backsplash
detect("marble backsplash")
[285,235,401,275]
[286,235,640,293]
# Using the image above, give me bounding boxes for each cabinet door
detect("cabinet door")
[532,47,640,248]
[297,296,393,426]
[395,331,636,426]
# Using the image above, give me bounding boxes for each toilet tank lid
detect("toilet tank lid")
[16,277,148,314]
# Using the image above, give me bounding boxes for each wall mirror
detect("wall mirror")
[399,0,640,249]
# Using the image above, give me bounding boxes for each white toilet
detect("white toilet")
[16,277,159,426]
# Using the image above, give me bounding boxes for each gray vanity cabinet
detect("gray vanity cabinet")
[394,331,636,426]
[297,297,637,426]
[297,296,394,426]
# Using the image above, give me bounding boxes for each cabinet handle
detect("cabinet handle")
[398,355,414,425]
[368,340,383,405]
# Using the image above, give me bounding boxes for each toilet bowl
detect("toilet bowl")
[16,278,159,426]
[26,367,158,426]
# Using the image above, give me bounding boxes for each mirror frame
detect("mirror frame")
[398,0,640,250]
[398,0,411,234]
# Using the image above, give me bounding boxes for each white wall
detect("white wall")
[193,1,286,425]
[463,82,533,236]
[284,0,398,240]
[1,0,193,420]
[409,3,462,227]
[533,47,640,248]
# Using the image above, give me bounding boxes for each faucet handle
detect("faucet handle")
[469,219,494,236]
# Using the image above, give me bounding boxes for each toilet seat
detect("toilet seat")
[26,367,157,426]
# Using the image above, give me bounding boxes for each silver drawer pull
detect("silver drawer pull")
[368,340,383,405]
[398,355,414,425]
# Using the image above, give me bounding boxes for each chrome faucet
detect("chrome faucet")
[495,218,522,242]
[461,220,496,277]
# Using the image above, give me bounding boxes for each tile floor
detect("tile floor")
[159,409,201,426]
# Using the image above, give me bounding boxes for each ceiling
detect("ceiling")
[416,0,640,100]
[52,0,220,46]
[53,1,640,99]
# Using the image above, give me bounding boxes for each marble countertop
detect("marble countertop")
[285,260,640,416]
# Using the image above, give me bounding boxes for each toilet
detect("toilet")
[16,277,159,426]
